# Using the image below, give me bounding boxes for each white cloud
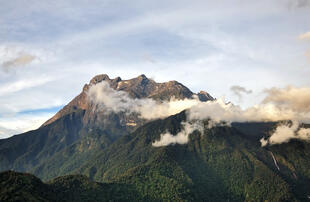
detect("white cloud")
[263,86,310,112]
[188,87,310,146]
[187,98,310,124]
[297,127,310,140]
[260,121,310,146]
[0,77,55,96]
[152,121,203,147]
[156,95,310,146]
[87,81,310,146]
[87,81,200,120]
[268,122,299,145]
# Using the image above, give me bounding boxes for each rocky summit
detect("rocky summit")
[43,74,213,127]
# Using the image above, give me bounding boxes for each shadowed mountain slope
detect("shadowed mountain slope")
[1,111,310,201]
[72,111,309,201]
[0,170,142,202]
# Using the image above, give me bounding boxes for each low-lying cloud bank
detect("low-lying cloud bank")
[87,82,310,147]
[260,121,310,146]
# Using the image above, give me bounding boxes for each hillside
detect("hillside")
[1,111,310,201]
[75,111,310,201]
[0,170,141,201]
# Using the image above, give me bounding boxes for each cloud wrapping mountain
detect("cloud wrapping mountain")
[87,81,200,120]
[87,82,310,146]
[173,86,310,146]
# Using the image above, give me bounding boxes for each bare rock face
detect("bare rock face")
[42,74,214,131]
[197,91,214,102]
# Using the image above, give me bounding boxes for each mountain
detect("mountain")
[0,74,213,178]
[0,74,310,201]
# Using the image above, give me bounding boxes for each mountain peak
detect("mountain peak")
[43,74,214,126]
[137,74,147,79]
[197,90,214,101]
[113,76,122,82]
[89,74,110,85]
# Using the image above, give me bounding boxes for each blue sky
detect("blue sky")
[0,0,310,138]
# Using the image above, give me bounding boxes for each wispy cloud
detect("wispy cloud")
[0,46,38,73]
[1,53,35,71]
[153,121,203,147]
[263,86,310,112]
[0,77,55,96]
[230,85,252,101]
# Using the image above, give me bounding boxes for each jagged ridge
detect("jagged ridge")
[43,74,213,126]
